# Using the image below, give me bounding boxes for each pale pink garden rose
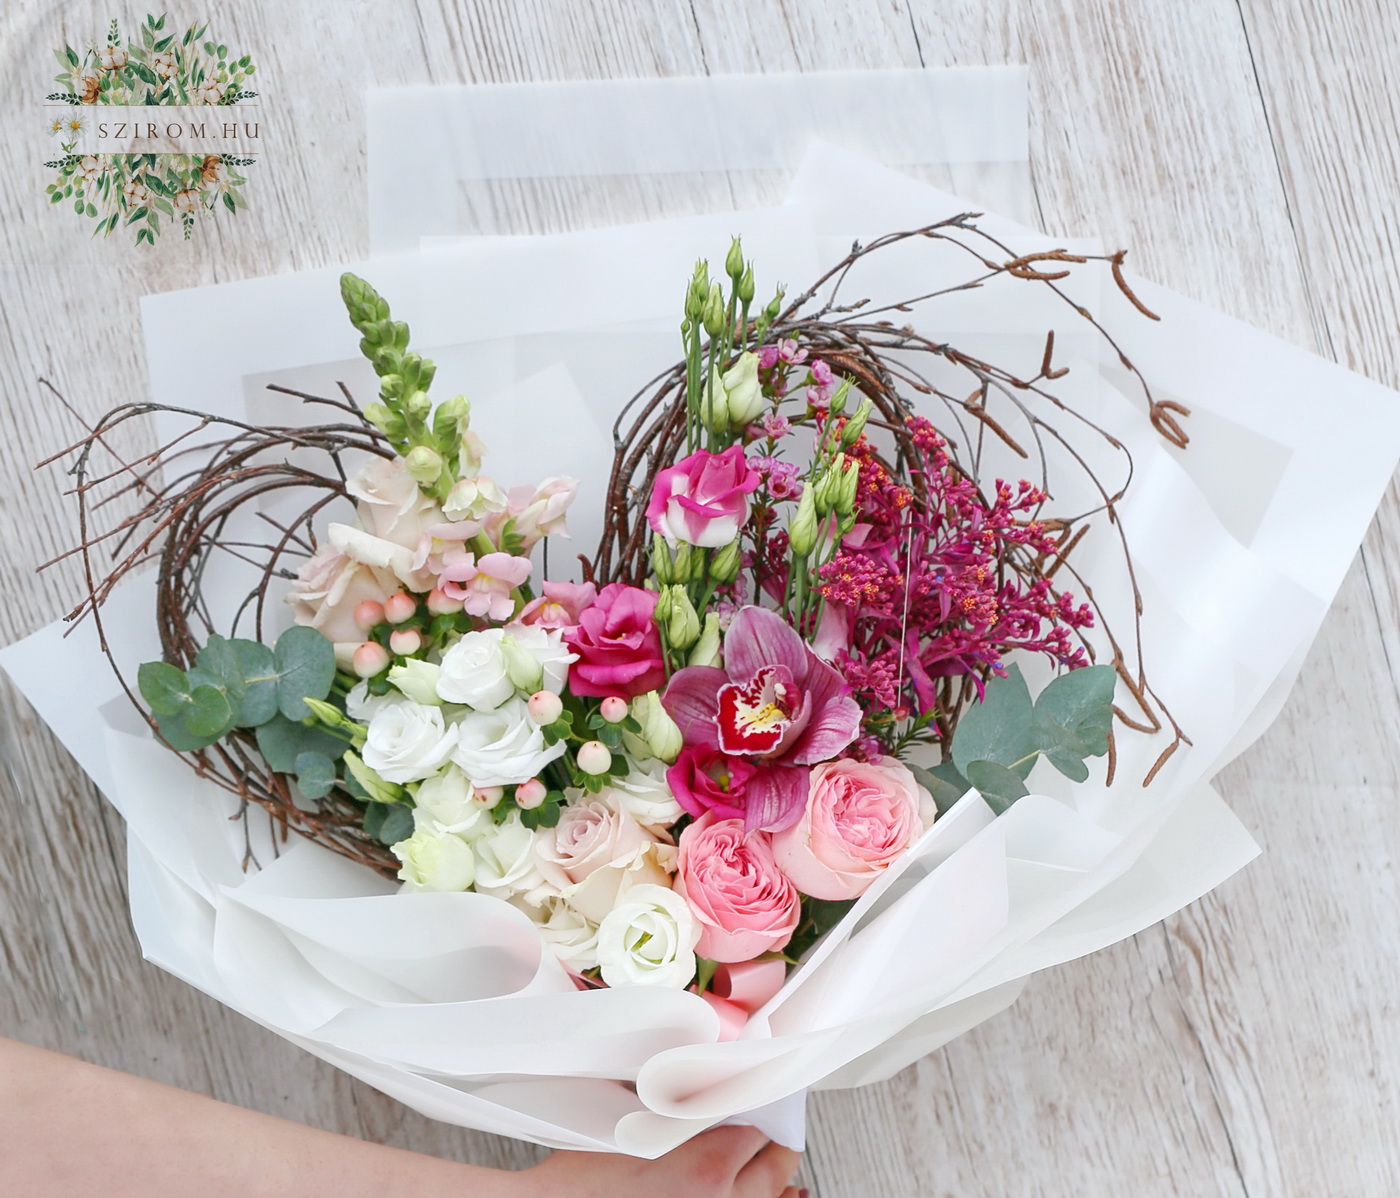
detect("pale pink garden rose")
[771,757,936,901]
[674,812,800,963]
[348,457,447,552]
[535,793,673,923]
[287,542,396,646]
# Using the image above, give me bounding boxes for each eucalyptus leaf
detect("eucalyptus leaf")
[137,661,190,715]
[195,635,247,701]
[154,710,219,752]
[950,665,1035,778]
[272,625,335,721]
[230,638,278,726]
[254,713,346,773]
[293,751,336,800]
[908,761,969,817]
[376,803,415,846]
[963,760,1030,815]
[185,684,234,738]
[1033,664,1116,758]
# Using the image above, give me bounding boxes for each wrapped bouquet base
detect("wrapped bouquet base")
[8,145,1399,1155]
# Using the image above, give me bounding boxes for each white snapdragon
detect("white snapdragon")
[595,884,698,989]
[452,697,566,787]
[443,476,509,523]
[362,699,457,784]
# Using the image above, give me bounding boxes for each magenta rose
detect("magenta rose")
[564,582,667,698]
[646,445,760,548]
[667,746,756,823]
[771,757,935,900]
[675,812,800,962]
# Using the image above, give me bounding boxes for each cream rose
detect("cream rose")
[526,895,602,973]
[602,760,684,830]
[413,765,492,837]
[472,811,551,902]
[287,542,396,647]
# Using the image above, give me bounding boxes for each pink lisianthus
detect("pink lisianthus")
[675,812,800,963]
[564,583,666,698]
[663,606,862,832]
[437,551,532,620]
[666,745,755,823]
[646,446,760,549]
[772,757,936,900]
[287,542,396,646]
[514,580,598,632]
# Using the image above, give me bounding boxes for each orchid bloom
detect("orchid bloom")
[437,551,532,620]
[662,606,861,832]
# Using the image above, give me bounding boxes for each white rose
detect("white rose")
[499,625,574,695]
[363,700,457,784]
[534,792,672,923]
[388,659,443,706]
[596,884,698,989]
[604,759,684,830]
[473,811,551,901]
[452,698,566,787]
[391,820,476,892]
[527,895,601,973]
[413,765,491,837]
[437,629,513,711]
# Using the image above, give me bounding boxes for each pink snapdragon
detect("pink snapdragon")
[437,551,532,620]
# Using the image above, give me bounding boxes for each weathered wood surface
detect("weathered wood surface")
[2,1,1398,1193]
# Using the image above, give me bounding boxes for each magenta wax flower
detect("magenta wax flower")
[667,745,756,823]
[564,582,667,699]
[663,605,862,832]
[646,445,760,548]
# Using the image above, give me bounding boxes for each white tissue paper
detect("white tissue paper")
[7,140,1400,1157]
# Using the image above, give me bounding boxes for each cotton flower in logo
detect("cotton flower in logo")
[173,189,200,214]
[200,155,228,186]
[195,77,226,104]
[152,50,177,78]
[98,46,129,70]
[78,156,103,183]
[122,177,150,206]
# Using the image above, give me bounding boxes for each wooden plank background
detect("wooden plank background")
[2,1,1398,1193]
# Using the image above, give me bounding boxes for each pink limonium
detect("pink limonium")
[437,551,533,621]
[662,605,862,833]
[647,445,760,549]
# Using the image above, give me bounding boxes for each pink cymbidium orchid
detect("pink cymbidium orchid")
[663,605,861,833]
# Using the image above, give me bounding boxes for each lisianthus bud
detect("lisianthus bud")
[577,740,612,776]
[404,445,443,484]
[352,641,390,678]
[427,586,463,616]
[624,690,684,763]
[673,543,694,583]
[651,534,675,586]
[710,538,741,584]
[663,585,700,651]
[813,454,846,516]
[789,488,819,556]
[829,379,851,415]
[687,613,722,669]
[737,263,755,305]
[527,689,563,724]
[702,283,725,337]
[720,351,763,426]
[343,749,404,805]
[653,586,674,625]
[725,237,745,281]
[685,261,708,321]
[764,288,784,320]
[499,633,544,692]
[383,592,417,624]
[389,628,422,656]
[600,695,628,724]
[515,777,547,809]
[839,457,861,517]
[354,600,384,630]
[700,370,729,434]
[840,395,872,447]
[388,659,442,705]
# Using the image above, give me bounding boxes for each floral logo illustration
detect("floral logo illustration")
[43,15,259,245]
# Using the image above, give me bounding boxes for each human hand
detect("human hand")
[524,1126,804,1198]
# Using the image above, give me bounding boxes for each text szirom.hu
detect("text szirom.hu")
[95,120,259,139]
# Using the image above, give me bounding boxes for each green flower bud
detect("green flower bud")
[625,690,684,763]
[433,394,470,449]
[674,542,694,582]
[700,370,729,434]
[653,585,674,625]
[686,261,710,321]
[363,402,405,440]
[404,389,432,421]
[813,454,846,516]
[301,697,367,748]
[725,237,745,281]
[839,457,861,517]
[710,538,741,584]
[651,533,675,586]
[840,395,872,446]
[404,445,443,484]
[721,351,763,426]
[499,633,544,692]
[663,585,700,651]
[688,613,722,669]
[387,659,443,706]
[737,263,755,305]
[829,378,851,415]
[764,286,785,320]
[340,272,390,330]
[377,373,404,399]
[789,488,819,556]
[702,282,725,337]
[343,749,405,805]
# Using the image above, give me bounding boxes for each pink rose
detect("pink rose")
[675,812,800,963]
[646,446,760,548]
[772,757,935,900]
[667,745,755,823]
[564,583,666,698]
[287,543,395,645]
[514,580,598,632]
[534,794,671,923]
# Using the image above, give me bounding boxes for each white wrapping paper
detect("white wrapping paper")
[8,144,1400,1156]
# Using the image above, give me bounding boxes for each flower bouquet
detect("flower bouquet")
[19,174,1390,1151]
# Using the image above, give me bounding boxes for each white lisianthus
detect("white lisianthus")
[362,699,457,784]
[499,625,574,694]
[721,351,764,425]
[604,759,684,830]
[437,629,513,710]
[392,820,476,892]
[596,883,698,989]
[452,698,566,787]
[529,895,602,973]
[443,476,509,522]
[388,659,443,706]
[413,765,491,837]
[345,681,392,722]
[472,811,551,902]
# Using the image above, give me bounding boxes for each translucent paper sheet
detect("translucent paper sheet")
[9,143,1400,1156]
[367,68,1032,250]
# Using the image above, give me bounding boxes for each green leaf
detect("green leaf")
[294,751,336,800]
[369,802,414,846]
[908,761,968,817]
[950,665,1035,779]
[185,684,234,738]
[963,760,1030,815]
[1033,664,1116,759]
[195,635,248,702]
[154,710,219,751]
[520,797,563,830]
[137,661,190,715]
[255,713,346,773]
[222,191,237,214]
[229,638,278,726]
[272,625,336,721]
